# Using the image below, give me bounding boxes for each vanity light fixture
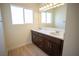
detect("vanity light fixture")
[39,7,44,11]
[46,5,50,8]
[39,3,64,11]
[49,3,53,6]
[56,3,64,7]
[53,3,58,5]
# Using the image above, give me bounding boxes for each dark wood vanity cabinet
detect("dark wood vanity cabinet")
[31,30,64,56]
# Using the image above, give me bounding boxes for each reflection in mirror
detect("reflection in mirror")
[39,3,66,30]
[41,12,52,23]
[41,9,54,27]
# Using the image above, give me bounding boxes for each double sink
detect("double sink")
[32,28,65,40]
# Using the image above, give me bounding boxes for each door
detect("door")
[0,8,2,21]
[0,22,6,56]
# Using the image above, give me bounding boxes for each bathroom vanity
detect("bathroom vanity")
[31,28,64,56]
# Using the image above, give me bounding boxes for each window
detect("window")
[11,6,24,24]
[46,12,52,23]
[11,5,33,24]
[41,12,46,23]
[24,9,33,24]
[41,12,52,24]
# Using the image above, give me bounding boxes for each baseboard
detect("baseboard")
[8,42,32,51]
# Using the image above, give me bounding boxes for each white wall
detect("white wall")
[63,3,79,56]
[0,3,40,50]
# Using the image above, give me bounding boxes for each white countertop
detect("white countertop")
[32,28,65,40]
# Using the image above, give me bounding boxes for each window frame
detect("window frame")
[11,5,24,24]
[10,5,34,25]
[46,12,52,24]
[41,12,47,23]
[41,12,52,24]
[24,9,34,24]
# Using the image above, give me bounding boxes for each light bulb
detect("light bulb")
[49,3,53,6]
[39,7,44,11]
[46,5,49,8]
[55,3,64,7]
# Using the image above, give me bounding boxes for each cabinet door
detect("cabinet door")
[50,41,61,56]
[31,31,38,45]
[43,39,52,55]
[32,31,44,47]
[43,39,61,56]
[37,37,44,49]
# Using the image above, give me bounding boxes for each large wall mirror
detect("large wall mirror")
[39,3,66,29]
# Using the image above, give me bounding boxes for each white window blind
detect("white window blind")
[24,9,33,24]
[11,5,24,24]
[41,12,52,24]
[11,5,33,24]
[41,12,46,23]
[47,12,52,23]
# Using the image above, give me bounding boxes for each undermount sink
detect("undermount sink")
[37,28,61,35]
[50,31,60,35]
